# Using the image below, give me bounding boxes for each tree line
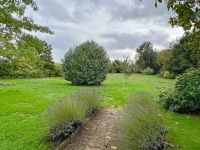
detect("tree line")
[0,0,199,79]
[108,31,200,79]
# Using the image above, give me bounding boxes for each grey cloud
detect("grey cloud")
[31,0,183,62]
[101,30,170,50]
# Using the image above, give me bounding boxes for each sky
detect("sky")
[30,0,184,62]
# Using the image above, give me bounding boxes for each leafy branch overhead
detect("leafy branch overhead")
[0,0,53,41]
[143,0,200,31]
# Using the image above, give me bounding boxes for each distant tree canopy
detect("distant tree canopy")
[157,31,200,77]
[135,41,158,73]
[155,0,200,31]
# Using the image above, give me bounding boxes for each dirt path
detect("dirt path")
[60,108,121,150]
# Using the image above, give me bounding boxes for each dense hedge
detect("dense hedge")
[158,68,200,113]
[63,41,108,85]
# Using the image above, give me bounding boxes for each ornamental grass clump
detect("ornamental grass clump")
[72,89,102,116]
[120,93,167,150]
[47,89,102,144]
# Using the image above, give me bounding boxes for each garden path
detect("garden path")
[60,108,122,150]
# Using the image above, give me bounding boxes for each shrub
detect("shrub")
[142,67,154,75]
[72,90,101,116]
[63,41,109,85]
[46,89,102,144]
[158,68,200,113]
[120,93,167,150]
[163,71,174,79]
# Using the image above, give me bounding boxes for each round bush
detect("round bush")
[158,68,200,113]
[63,41,108,85]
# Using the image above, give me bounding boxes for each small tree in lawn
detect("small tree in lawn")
[122,56,132,84]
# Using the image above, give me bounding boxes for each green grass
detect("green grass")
[0,74,199,149]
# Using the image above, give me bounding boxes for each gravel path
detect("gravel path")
[59,108,121,150]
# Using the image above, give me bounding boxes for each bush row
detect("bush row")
[0,67,63,79]
[46,89,102,144]
[119,93,167,150]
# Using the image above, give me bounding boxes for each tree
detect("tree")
[0,0,55,78]
[122,56,133,84]
[157,49,173,73]
[0,0,52,43]
[135,41,157,72]
[112,59,124,73]
[154,0,200,31]
[167,32,199,75]
[63,41,109,85]
[18,35,55,72]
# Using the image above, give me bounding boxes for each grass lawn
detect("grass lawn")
[0,74,199,149]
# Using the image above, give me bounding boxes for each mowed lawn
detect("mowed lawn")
[0,74,199,150]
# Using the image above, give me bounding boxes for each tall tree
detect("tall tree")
[18,34,55,71]
[0,1,57,78]
[157,49,173,73]
[122,56,133,84]
[135,41,157,72]
[167,32,200,75]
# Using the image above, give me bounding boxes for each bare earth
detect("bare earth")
[60,108,122,150]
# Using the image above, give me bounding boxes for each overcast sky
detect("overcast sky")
[30,0,184,62]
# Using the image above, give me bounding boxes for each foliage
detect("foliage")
[47,89,101,144]
[163,71,174,79]
[167,32,200,76]
[107,60,115,73]
[122,56,133,83]
[0,35,60,78]
[0,1,55,78]
[53,63,63,77]
[136,41,158,73]
[155,0,200,31]
[63,41,109,85]
[120,92,167,150]
[110,59,124,73]
[157,31,200,77]
[157,49,172,74]
[0,0,52,44]
[158,68,200,113]
[142,67,154,75]
[72,90,102,116]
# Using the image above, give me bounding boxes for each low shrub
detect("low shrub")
[142,67,154,75]
[163,71,174,79]
[120,93,167,150]
[46,89,102,144]
[72,90,101,116]
[158,68,200,113]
